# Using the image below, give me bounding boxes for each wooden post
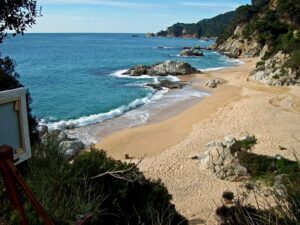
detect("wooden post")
[0,145,92,225]
[0,145,54,225]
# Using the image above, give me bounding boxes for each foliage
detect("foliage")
[237,151,300,183]
[0,56,39,144]
[217,152,300,225]
[0,0,39,43]
[0,137,187,225]
[217,0,300,70]
[157,11,236,38]
[0,0,40,144]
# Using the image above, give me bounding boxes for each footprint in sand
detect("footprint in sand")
[269,95,300,113]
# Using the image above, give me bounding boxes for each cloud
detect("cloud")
[42,0,157,8]
[181,1,239,9]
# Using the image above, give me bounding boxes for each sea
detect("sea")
[1,33,242,144]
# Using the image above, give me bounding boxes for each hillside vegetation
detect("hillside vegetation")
[216,0,300,86]
[157,11,236,38]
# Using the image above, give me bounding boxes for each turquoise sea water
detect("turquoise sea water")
[1,33,241,130]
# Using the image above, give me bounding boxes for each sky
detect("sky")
[30,0,251,33]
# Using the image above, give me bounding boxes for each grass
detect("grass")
[0,135,187,225]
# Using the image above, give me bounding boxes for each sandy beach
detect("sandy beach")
[96,58,300,224]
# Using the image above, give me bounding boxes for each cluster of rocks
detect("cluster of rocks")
[180,48,204,57]
[38,125,85,160]
[250,51,300,86]
[146,80,186,90]
[122,60,198,76]
[195,136,256,181]
[205,79,221,88]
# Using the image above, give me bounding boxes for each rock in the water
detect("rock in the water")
[205,79,221,88]
[152,61,198,76]
[180,49,204,57]
[123,65,151,76]
[146,80,185,90]
[146,32,155,37]
[122,60,198,77]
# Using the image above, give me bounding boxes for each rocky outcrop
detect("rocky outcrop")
[122,61,198,76]
[216,25,263,58]
[195,135,256,181]
[146,80,185,90]
[180,49,204,57]
[39,128,85,160]
[146,32,155,37]
[205,79,221,88]
[250,51,300,86]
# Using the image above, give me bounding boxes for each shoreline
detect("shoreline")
[94,57,300,224]
[95,59,252,159]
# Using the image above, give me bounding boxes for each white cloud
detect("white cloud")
[181,1,239,8]
[42,0,157,8]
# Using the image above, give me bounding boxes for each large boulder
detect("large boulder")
[205,79,221,88]
[152,61,198,76]
[60,138,85,160]
[123,60,198,76]
[146,80,185,90]
[180,49,204,57]
[195,136,253,181]
[60,139,84,150]
[123,65,151,76]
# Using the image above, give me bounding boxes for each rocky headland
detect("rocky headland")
[214,1,300,86]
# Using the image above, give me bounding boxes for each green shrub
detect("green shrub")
[1,137,187,225]
[0,56,39,144]
[237,152,300,183]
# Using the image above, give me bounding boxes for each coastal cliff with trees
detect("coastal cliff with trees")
[215,0,300,86]
[157,11,236,38]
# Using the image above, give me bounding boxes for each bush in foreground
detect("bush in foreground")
[0,136,187,225]
[216,152,300,225]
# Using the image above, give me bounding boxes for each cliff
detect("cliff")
[157,11,235,38]
[215,0,300,86]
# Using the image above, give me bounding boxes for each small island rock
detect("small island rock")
[180,49,204,57]
[122,60,198,76]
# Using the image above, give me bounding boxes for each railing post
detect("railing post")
[0,145,29,225]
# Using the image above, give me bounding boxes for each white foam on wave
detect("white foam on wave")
[44,89,168,130]
[224,57,244,65]
[110,69,154,79]
[200,67,227,72]
[165,75,180,82]
[153,46,173,49]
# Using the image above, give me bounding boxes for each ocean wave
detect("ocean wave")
[44,90,168,130]
[165,75,180,82]
[111,69,180,83]
[110,69,154,79]
[223,56,244,65]
[200,67,227,72]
